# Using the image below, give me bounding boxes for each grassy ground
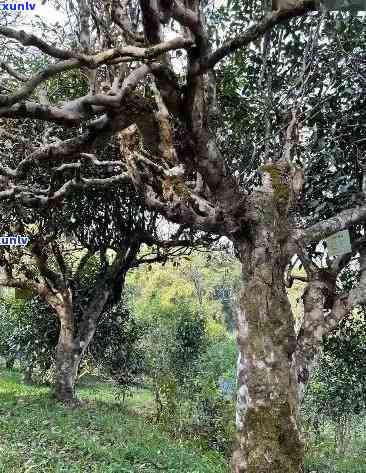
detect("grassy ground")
[1,369,365,473]
[304,419,366,473]
[0,369,229,473]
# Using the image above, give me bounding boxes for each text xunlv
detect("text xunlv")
[0,2,36,11]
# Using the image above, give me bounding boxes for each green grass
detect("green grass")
[2,369,366,473]
[0,369,229,473]
[304,420,366,473]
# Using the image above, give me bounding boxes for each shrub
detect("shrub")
[0,296,58,383]
[90,302,146,402]
[146,310,237,455]
[303,310,366,454]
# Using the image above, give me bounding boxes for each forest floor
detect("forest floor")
[0,368,365,473]
[0,369,228,473]
[304,418,366,473]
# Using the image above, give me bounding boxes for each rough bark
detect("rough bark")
[232,162,303,473]
[73,287,112,363]
[53,264,130,402]
[294,270,335,401]
[53,291,112,401]
[54,297,79,402]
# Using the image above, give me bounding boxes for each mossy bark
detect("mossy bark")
[232,164,303,473]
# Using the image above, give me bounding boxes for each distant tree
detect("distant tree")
[0,185,202,402]
[0,291,146,398]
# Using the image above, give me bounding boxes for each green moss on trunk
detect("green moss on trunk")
[260,164,291,214]
[242,403,303,473]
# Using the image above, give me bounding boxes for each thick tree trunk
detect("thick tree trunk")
[53,284,117,402]
[54,305,80,402]
[232,163,304,473]
[233,248,303,473]
[51,260,132,402]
